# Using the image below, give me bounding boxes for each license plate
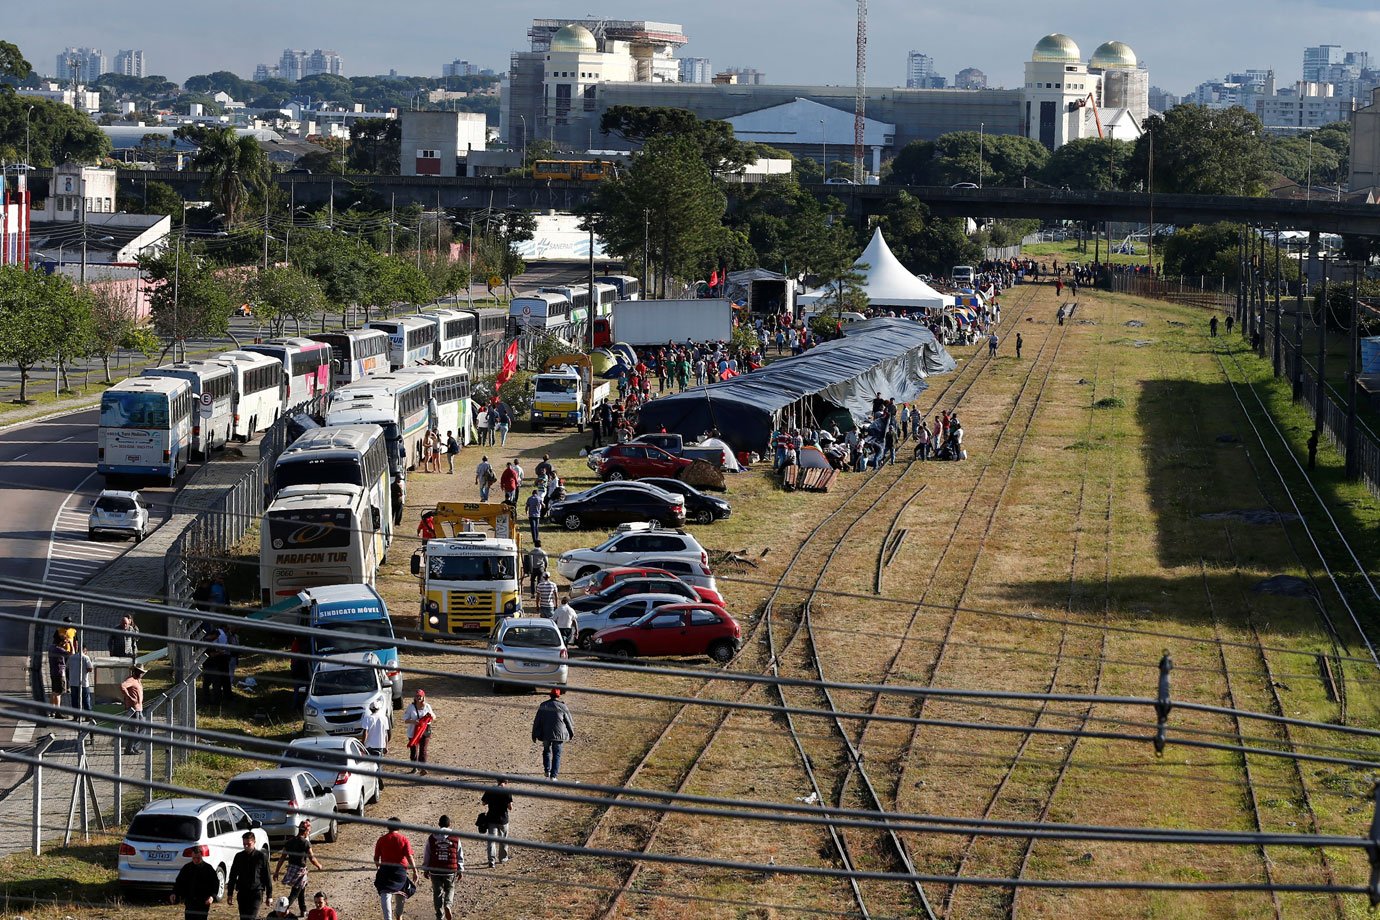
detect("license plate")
[247,811,269,821]
[146,849,176,861]
[126,454,141,462]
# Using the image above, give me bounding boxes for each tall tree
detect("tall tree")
[1039,137,1134,190]
[189,126,271,227]
[600,106,757,176]
[0,266,75,401]
[0,41,32,87]
[138,242,237,356]
[1128,105,1270,196]
[87,285,141,383]
[348,118,401,175]
[0,94,110,165]
[584,134,728,296]
[244,265,329,336]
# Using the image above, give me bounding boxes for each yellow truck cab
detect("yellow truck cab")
[410,502,522,634]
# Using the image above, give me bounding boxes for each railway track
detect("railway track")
[578,284,1040,918]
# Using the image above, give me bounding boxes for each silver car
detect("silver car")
[575,593,688,649]
[285,736,382,817]
[222,768,338,842]
[487,617,569,690]
[88,490,150,541]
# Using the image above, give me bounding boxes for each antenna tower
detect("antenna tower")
[853,0,867,183]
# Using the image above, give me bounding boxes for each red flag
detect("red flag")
[709,270,719,288]
[495,340,519,388]
[408,713,433,748]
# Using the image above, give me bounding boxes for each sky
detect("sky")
[7,0,1380,94]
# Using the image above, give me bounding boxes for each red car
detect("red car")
[589,603,741,663]
[597,444,693,482]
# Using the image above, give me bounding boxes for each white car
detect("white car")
[286,736,382,816]
[88,490,150,541]
[487,617,569,690]
[556,523,708,580]
[574,593,688,649]
[118,798,269,898]
[303,652,394,737]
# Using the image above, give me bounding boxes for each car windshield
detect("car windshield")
[274,457,364,490]
[536,377,577,394]
[311,667,378,695]
[100,392,170,429]
[225,778,295,801]
[499,626,563,648]
[312,620,394,655]
[127,814,201,842]
[95,496,137,513]
[427,554,514,580]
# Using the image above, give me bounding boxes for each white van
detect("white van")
[952,266,976,285]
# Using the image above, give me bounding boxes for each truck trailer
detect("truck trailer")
[601,299,734,347]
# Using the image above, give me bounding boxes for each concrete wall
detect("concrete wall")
[1350,88,1380,192]
[400,111,486,177]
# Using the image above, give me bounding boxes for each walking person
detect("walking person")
[527,540,548,598]
[914,421,931,461]
[373,819,418,920]
[226,832,273,920]
[306,892,339,920]
[423,815,464,920]
[525,489,544,545]
[274,821,323,917]
[121,664,147,754]
[1015,332,1023,359]
[480,779,513,868]
[589,406,604,450]
[68,643,94,722]
[881,425,897,467]
[266,897,296,919]
[475,455,495,502]
[445,431,460,474]
[496,404,511,446]
[1226,314,1234,335]
[988,332,999,357]
[171,846,221,920]
[532,688,576,780]
[359,702,389,779]
[500,462,519,506]
[551,599,578,647]
[1209,315,1219,338]
[475,405,490,446]
[403,690,435,776]
[534,570,558,617]
[47,634,70,717]
[109,612,140,659]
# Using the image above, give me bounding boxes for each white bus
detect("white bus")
[308,329,391,385]
[141,360,234,458]
[271,424,394,548]
[244,338,332,406]
[214,350,285,441]
[259,483,386,607]
[595,274,641,301]
[324,386,409,522]
[367,316,437,370]
[97,376,194,485]
[508,292,572,334]
[394,365,473,446]
[415,308,477,366]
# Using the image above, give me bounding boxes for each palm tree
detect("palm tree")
[191,127,269,228]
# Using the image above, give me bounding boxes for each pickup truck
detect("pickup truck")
[587,433,728,472]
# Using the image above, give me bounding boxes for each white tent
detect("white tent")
[854,228,951,310]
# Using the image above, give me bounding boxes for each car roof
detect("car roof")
[136,798,224,815]
[227,768,310,781]
[603,566,674,577]
[658,602,727,613]
[498,617,562,628]
[96,489,140,500]
[606,592,692,606]
[316,652,383,670]
[287,736,360,750]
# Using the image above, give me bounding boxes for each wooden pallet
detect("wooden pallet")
[781,464,837,493]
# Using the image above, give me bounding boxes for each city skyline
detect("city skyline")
[8,1,1380,92]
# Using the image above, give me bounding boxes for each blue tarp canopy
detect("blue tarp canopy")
[635,318,954,454]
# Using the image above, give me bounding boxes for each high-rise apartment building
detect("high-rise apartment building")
[113,50,145,78]
[306,49,344,77]
[1303,44,1344,82]
[56,48,106,84]
[679,57,713,83]
[279,49,307,81]
[274,49,343,81]
[722,67,766,85]
[905,51,934,89]
[443,59,480,77]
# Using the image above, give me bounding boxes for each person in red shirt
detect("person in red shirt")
[500,462,519,505]
[306,891,338,920]
[373,819,417,920]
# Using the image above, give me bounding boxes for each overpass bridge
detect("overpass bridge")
[112,170,1380,237]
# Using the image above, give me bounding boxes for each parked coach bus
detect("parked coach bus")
[271,424,394,548]
[214,350,285,441]
[260,483,385,607]
[324,386,409,522]
[244,338,331,406]
[367,316,436,371]
[416,308,476,366]
[309,328,391,385]
[141,360,234,458]
[97,376,193,484]
[394,365,473,446]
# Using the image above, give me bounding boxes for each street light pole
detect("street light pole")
[978,122,984,188]
[819,119,826,178]
[518,115,528,169]
[80,172,88,285]
[24,105,35,166]
[1347,263,1360,480]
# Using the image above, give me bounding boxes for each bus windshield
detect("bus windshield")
[427,554,514,580]
[273,458,364,491]
[100,392,169,428]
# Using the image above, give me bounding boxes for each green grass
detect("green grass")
[1023,239,1164,269]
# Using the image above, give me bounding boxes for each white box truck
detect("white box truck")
[609,299,734,346]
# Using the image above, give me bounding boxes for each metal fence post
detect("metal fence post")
[113,740,122,820]
[32,733,55,855]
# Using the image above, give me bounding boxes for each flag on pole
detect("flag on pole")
[709,269,719,288]
[495,340,519,388]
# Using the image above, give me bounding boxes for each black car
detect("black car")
[639,478,731,525]
[549,482,686,531]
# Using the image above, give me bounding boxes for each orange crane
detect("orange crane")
[1069,93,1105,138]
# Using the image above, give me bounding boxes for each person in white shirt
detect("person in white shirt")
[68,644,94,722]
[403,690,436,776]
[550,601,578,647]
[359,701,390,769]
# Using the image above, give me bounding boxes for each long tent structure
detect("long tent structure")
[635,317,955,454]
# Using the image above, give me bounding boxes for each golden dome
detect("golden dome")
[1091,41,1137,70]
[551,24,597,53]
[1032,33,1081,63]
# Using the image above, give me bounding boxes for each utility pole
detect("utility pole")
[285,182,295,264]
[1146,130,1154,274]
[1317,251,1328,435]
[262,193,270,270]
[642,209,650,300]
[1346,263,1360,480]
[1236,229,1245,329]
[435,190,442,258]
[1294,238,1304,400]
[389,193,396,257]
[1273,227,1282,377]
[1259,230,1268,357]
[587,226,596,352]
[79,172,88,285]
